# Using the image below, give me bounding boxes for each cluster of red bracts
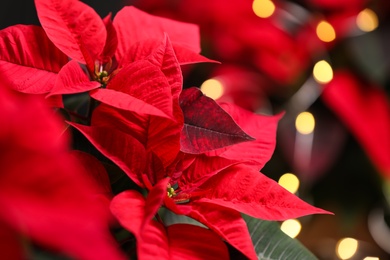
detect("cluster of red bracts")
[0,0,332,259]
[133,0,390,179]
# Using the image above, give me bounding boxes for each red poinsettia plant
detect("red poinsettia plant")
[0,0,331,259]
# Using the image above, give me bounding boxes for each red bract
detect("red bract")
[207,103,284,170]
[322,71,390,178]
[113,6,209,65]
[81,35,184,170]
[167,103,331,259]
[0,25,68,94]
[18,1,332,258]
[90,34,183,120]
[0,0,335,259]
[110,179,230,259]
[0,0,209,103]
[73,82,331,259]
[0,84,124,260]
[34,0,107,64]
[179,87,254,154]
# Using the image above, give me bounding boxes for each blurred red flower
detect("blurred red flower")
[322,71,390,178]
[0,84,124,260]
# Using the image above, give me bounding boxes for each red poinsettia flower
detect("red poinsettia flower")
[70,35,185,170]
[43,2,332,258]
[0,0,209,107]
[322,70,390,178]
[69,36,254,187]
[110,178,230,260]
[0,84,124,260]
[166,98,331,259]
[106,94,331,259]
[66,29,331,259]
[73,82,330,260]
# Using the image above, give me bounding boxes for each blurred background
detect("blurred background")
[2,0,389,259]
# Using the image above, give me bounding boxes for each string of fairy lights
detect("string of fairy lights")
[199,0,382,259]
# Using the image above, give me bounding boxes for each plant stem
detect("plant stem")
[155,213,164,224]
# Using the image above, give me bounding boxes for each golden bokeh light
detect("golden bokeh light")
[200,78,224,100]
[295,112,315,135]
[278,173,300,194]
[252,0,275,18]
[316,20,336,42]
[313,60,333,84]
[280,219,302,238]
[356,8,379,32]
[336,238,359,259]
[363,257,379,260]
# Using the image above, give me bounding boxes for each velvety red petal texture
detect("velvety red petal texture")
[100,13,118,62]
[108,35,182,116]
[0,25,68,93]
[0,85,124,260]
[110,190,170,259]
[119,39,162,66]
[121,38,215,66]
[198,165,332,220]
[90,88,171,119]
[91,104,181,169]
[178,154,239,192]
[167,224,229,260]
[322,71,390,177]
[114,6,201,61]
[143,36,184,166]
[69,122,147,188]
[48,60,101,97]
[146,35,183,102]
[89,37,184,169]
[111,181,229,260]
[103,59,174,118]
[171,45,219,65]
[180,88,254,154]
[210,103,283,170]
[91,104,150,146]
[35,0,107,63]
[143,178,170,227]
[183,203,257,260]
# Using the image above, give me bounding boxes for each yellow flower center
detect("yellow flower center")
[94,60,114,86]
[96,70,109,85]
[167,183,177,198]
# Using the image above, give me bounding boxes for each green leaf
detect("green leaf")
[160,210,317,259]
[160,208,207,228]
[243,214,317,260]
